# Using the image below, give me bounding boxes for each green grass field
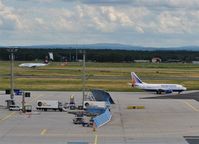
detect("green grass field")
[0,61,199,91]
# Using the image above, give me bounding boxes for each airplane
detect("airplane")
[130,72,187,94]
[19,52,54,68]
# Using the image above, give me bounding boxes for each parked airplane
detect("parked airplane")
[130,72,187,94]
[19,52,54,68]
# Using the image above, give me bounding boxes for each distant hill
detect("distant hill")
[0,43,199,51]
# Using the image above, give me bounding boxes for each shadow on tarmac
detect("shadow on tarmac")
[140,92,199,102]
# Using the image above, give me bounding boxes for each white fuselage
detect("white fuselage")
[135,82,187,93]
[19,63,48,68]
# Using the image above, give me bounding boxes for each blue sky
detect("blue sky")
[0,0,199,47]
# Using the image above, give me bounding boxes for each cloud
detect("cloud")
[1,0,199,47]
[81,0,199,9]
[0,1,22,30]
[29,5,139,33]
[74,5,149,33]
[157,12,186,33]
[9,0,199,34]
[166,0,199,8]
[81,0,131,5]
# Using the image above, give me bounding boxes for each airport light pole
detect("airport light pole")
[81,50,86,106]
[7,48,18,100]
[76,47,78,62]
[22,92,25,113]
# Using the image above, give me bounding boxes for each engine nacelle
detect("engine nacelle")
[165,89,173,94]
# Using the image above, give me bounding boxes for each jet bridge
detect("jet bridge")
[93,108,112,128]
[90,89,115,104]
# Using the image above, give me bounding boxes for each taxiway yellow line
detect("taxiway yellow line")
[94,134,98,144]
[0,94,42,124]
[0,112,16,122]
[40,129,47,136]
[184,101,199,112]
[0,94,41,124]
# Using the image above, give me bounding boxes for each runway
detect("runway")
[0,91,199,144]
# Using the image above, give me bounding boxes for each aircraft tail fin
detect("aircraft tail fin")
[49,52,54,60]
[131,72,143,87]
[44,52,54,64]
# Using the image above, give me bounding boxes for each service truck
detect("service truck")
[83,101,107,109]
[36,100,63,112]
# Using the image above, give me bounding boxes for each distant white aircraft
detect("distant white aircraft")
[19,52,54,68]
[19,63,48,68]
[130,72,187,94]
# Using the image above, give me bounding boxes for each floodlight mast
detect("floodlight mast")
[79,49,86,106]
[7,48,18,100]
[76,47,78,62]
[82,50,86,105]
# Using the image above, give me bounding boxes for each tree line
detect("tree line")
[0,48,199,62]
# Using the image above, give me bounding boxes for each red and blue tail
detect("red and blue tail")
[131,72,143,87]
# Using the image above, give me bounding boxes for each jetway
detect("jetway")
[93,108,112,128]
[91,89,115,104]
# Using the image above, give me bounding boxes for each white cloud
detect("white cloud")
[74,5,149,33]
[35,18,44,25]
[0,1,22,30]
[81,0,199,9]
[100,6,133,26]
[154,10,199,34]
[158,12,185,33]
[1,0,199,47]
[55,17,77,32]
[167,0,199,8]
[136,26,144,33]
[91,16,110,32]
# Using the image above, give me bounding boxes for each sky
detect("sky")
[0,0,199,47]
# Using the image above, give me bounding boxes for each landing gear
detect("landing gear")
[156,90,162,94]
[178,91,182,94]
